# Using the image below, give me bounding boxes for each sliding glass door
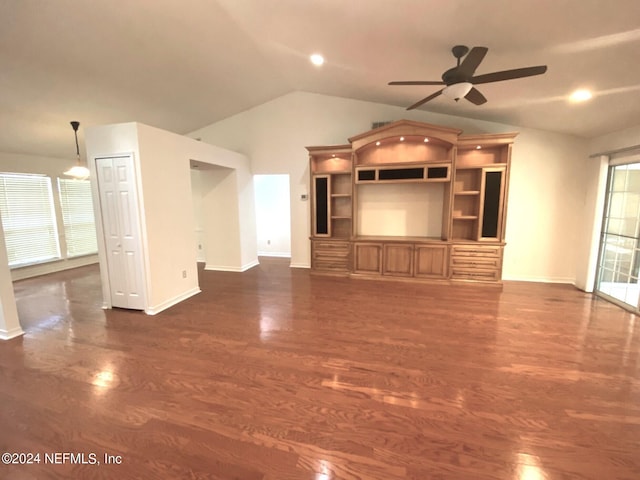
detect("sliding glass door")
[595,162,640,311]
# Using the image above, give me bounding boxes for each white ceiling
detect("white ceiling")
[1,0,639,159]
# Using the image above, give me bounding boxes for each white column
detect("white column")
[0,216,24,340]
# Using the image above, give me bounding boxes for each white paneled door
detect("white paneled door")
[96,156,146,310]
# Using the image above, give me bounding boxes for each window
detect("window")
[0,173,60,267]
[58,178,98,258]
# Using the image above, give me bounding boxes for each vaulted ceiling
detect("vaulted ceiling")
[1,0,639,159]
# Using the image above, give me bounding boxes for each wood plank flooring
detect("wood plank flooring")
[1,257,639,479]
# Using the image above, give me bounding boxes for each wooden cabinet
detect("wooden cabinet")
[453,134,514,242]
[353,243,382,274]
[312,239,350,274]
[309,145,353,239]
[414,244,448,278]
[307,121,516,285]
[383,244,414,277]
[450,244,503,282]
[355,240,448,280]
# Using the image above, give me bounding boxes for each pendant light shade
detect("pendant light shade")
[64,121,90,179]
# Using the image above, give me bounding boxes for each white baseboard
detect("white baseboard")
[257,251,291,258]
[502,274,575,284]
[0,326,25,340]
[241,259,260,271]
[205,259,259,272]
[145,287,201,315]
[289,263,310,269]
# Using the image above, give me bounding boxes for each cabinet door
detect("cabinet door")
[354,243,382,274]
[383,244,414,276]
[313,175,330,236]
[478,167,505,240]
[414,245,448,278]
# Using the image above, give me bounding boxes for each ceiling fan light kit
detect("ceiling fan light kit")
[443,82,473,101]
[389,45,548,109]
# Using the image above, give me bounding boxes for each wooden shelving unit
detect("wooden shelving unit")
[307,121,517,284]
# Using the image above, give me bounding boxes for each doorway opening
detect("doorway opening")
[253,175,291,258]
[595,161,640,312]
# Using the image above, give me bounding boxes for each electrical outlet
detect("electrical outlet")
[267,240,271,245]
[182,270,187,278]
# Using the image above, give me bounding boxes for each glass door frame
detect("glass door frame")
[594,156,640,314]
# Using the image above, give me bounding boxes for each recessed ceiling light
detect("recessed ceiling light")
[569,89,592,102]
[375,141,381,146]
[424,138,429,143]
[310,54,324,66]
[400,136,405,141]
[476,145,482,150]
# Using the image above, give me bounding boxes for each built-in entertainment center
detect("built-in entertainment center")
[307,119,517,284]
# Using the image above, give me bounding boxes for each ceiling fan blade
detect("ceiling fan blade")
[457,46,488,77]
[407,89,443,110]
[472,65,548,84]
[465,87,487,105]
[389,81,446,86]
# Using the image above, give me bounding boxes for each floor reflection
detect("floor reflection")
[516,452,548,480]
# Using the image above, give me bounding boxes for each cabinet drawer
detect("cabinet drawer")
[313,248,349,260]
[313,240,349,252]
[451,268,500,282]
[451,255,501,269]
[312,240,350,272]
[313,258,349,271]
[451,244,502,257]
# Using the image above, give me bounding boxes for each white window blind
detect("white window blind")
[58,178,98,258]
[0,173,60,267]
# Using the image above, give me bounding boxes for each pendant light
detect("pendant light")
[64,121,90,179]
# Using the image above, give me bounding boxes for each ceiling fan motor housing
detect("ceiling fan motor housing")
[442,67,469,86]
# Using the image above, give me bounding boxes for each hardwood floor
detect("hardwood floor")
[1,258,639,479]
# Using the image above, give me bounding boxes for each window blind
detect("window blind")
[0,173,60,267]
[58,178,98,258]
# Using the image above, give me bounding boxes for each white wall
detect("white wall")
[503,130,587,283]
[589,125,640,155]
[86,122,257,314]
[200,165,244,271]
[190,91,587,282]
[357,183,444,237]
[0,152,99,280]
[135,123,202,312]
[190,167,207,262]
[254,175,291,257]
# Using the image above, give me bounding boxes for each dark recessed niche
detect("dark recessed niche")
[481,171,502,238]
[315,177,329,235]
[426,167,449,179]
[378,168,424,180]
[357,169,376,181]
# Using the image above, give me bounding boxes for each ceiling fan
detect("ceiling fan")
[389,45,547,110]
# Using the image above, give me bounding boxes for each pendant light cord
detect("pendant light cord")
[71,121,80,161]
